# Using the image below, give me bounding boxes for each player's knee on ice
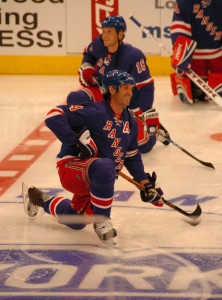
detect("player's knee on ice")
[139,135,157,154]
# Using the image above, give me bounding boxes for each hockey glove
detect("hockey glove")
[76,127,98,160]
[171,35,197,75]
[140,172,163,207]
[78,62,98,87]
[143,108,160,135]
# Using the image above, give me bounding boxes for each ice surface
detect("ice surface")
[0,76,222,299]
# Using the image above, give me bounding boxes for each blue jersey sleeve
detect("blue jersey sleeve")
[45,105,91,157]
[123,116,147,181]
[81,37,104,66]
[126,46,155,111]
[45,106,81,146]
[170,0,192,45]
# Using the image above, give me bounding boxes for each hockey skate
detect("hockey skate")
[22,183,50,218]
[94,218,117,246]
[22,182,39,218]
[158,123,170,146]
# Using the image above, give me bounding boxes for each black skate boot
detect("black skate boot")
[22,182,51,218]
[28,186,51,206]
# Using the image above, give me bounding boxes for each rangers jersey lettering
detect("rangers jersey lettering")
[171,0,222,59]
[82,37,154,111]
[45,101,147,181]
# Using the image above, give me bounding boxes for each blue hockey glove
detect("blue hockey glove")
[77,127,98,160]
[140,172,163,207]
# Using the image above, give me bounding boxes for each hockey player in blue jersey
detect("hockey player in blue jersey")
[23,70,164,246]
[170,0,222,104]
[67,15,170,153]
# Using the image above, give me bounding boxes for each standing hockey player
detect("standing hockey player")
[23,70,164,246]
[170,0,222,104]
[67,15,170,153]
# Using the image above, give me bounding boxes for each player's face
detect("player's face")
[102,27,119,48]
[116,84,134,108]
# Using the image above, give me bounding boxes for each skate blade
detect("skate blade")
[98,229,118,247]
[101,237,117,247]
[22,182,42,218]
[22,182,29,216]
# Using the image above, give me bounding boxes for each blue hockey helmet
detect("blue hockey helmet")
[102,70,135,94]
[101,16,127,33]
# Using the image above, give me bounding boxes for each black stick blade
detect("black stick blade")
[156,130,215,170]
[188,203,202,218]
[162,199,202,219]
[199,161,215,169]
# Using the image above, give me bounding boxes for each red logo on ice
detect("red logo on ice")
[91,0,119,39]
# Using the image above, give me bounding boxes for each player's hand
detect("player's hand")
[140,172,163,207]
[78,63,98,87]
[76,127,98,159]
[143,108,160,135]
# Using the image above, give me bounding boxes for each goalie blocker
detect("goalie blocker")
[171,35,222,104]
[171,35,197,75]
[171,35,196,104]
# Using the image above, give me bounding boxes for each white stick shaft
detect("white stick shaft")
[129,14,222,108]
[186,70,222,107]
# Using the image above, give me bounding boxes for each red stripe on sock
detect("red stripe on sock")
[49,196,65,217]
[91,194,113,209]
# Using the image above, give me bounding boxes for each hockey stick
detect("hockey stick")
[118,171,202,221]
[130,109,215,169]
[156,129,215,169]
[129,14,222,108]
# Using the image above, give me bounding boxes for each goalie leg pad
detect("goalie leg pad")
[171,73,193,104]
[170,73,179,96]
[208,73,222,97]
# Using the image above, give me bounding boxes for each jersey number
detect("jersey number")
[136,59,146,73]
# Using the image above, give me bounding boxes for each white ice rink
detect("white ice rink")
[0,75,222,300]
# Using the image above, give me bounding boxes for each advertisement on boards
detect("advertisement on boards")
[0,0,66,55]
[67,0,174,55]
[91,0,119,40]
[0,0,174,56]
